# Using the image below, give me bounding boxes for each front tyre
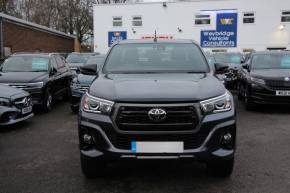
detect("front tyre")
[43,89,53,112]
[237,83,244,100]
[244,90,255,111]
[80,154,106,178]
[71,105,79,113]
[207,158,234,177]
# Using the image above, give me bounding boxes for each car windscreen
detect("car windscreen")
[207,56,216,66]
[66,53,92,63]
[86,58,104,71]
[215,53,242,64]
[251,54,290,69]
[103,43,209,73]
[1,56,50,72]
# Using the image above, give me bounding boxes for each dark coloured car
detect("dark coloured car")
[0,85,33,126]
[0,53,72,112]
[66,52,97,74]
[237,51,290,110]
[70,55,105,113]
[214,52,244,89]
[78,40,236,178]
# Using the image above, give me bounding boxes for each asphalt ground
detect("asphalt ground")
[0,96,290,193]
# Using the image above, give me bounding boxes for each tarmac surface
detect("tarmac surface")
[0,97,290,193]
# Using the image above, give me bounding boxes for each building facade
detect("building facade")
[93,0,290,54]
[0,13,76,58]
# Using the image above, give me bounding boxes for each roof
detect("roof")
[252,51,290,55]
[0,13,75,39]
[11,53,62,57]
[116,39,197,44]
[93,0,228,7]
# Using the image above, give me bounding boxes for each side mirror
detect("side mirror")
[214,63,229,74]
[50,67,57,76]
[80,64,98,76]
[242,63,250,72]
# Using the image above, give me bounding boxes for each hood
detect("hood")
[67,63,84,69]
[77,74,96,86]
[0,85,29,99]
[89,73,226,102]
[251,69,290,80]
[0,72,48,83]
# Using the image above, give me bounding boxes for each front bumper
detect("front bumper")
[249,84,290,105]
[0,106,33,126]
[23,88,44,105]
[78,106,236,162]
[70,89,86,108]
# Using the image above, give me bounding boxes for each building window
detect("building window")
[281,11,290,23]
[132,16,142,27]
[113,16,122,27]
[243,12,255,24]
[195,14,211,25]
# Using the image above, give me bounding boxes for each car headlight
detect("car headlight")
[250,77,265,85]
[82,93,114,114]
[200,91,232,114]
[0,98,11,107]
[27,82,44,88]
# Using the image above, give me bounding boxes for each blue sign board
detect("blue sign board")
[201,12,238,48]
[108,31,127,47]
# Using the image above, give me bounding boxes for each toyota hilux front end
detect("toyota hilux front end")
[78,40,236,178]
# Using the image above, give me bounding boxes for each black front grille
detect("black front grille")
[105,130,210,150]
[225,69,238,78]
[266,80,290,90]
[116,105,199,132]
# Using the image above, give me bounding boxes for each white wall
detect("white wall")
[93,0,290,54]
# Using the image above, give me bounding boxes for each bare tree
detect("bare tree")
[1,0,127,45]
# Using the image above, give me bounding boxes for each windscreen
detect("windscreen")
[66,53,92,63]
[215,53,242,64]
[1,56,50,72]
[207,55,216,66]
[86,57,104,71]
[252,54,290,69]
[86,58,104,65]
[103,43,209,73]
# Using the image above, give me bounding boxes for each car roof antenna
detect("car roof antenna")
[154,29,157,42]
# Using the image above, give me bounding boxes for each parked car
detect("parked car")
[0,53,72,112]
[70,55,105,113]
[66,52,97,74]
[237,51,290,110]
[214,52,244,89]
[78,39,236,178]
[0,85,33,126]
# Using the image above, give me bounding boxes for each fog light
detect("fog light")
[83,134,93,144]
[222,133,232,145]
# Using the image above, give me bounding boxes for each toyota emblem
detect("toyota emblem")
[148,108,167,122]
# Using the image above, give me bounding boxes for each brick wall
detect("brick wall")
[3,21,75,54]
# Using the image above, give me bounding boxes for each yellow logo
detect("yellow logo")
[220,18,234,25]
[114,32,120,36]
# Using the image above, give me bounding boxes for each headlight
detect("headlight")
[250,77,265,85]
[0,98,11,106]
[200,91,232,114]
[27,82,44,88]
[82,93,114,114]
